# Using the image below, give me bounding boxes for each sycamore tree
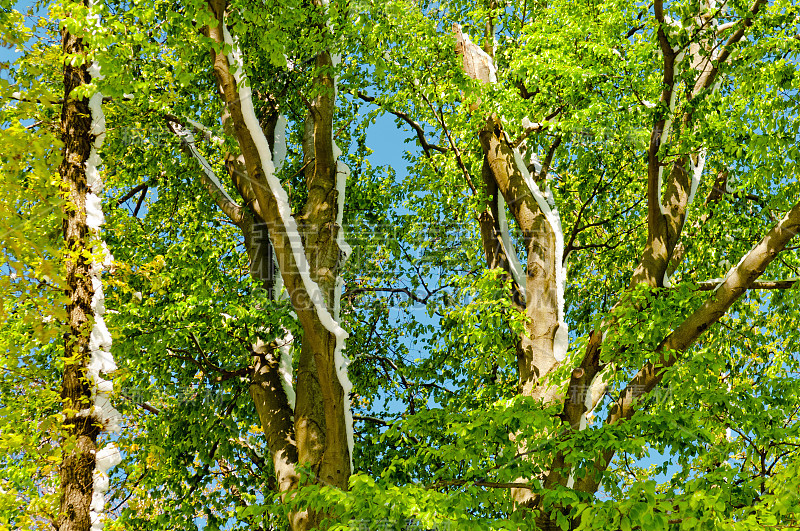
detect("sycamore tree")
[2,0,800,529]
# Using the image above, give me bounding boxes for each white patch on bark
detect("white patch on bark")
[454,25,497,83]
[184,117,224,147]
[273,114,288,172]
[223,23,353,467]
[459,40,569,362]
[659,88,678,153]
[510,148,569,362]
[655,78,681,216]
[85,192,105,230]
[566,372,604,488]
[174,123,238,206]
[333,160,352,321]
[497,193,527,301]
[687,149,706,205]
[518,140,544,179]
[657,166,665,212]
[253,335,296,409]
[85,26,121,529]
[278,332,296,410]
[331,52,355,469]
[90,444,121,531]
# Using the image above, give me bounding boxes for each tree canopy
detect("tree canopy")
[2,0,800,529]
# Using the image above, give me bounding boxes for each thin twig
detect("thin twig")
[132,186,148,217]
[420,92,477,194]
[357,92,447,157]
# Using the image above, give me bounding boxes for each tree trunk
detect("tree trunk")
[200,2,352,527]
[57,6,101,531]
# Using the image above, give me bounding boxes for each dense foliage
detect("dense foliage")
[2,0,800,529]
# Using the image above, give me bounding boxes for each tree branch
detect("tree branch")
[695,279,799,291]
[116,182,148,206]
[166,118,245,226]
[538,135,562,182]
[356,92,446,157]
[344,285,448,305]
[353,415,388,426]
[165,113,225,146]
[132,185,148,217]
[420,92,477,194]
[576,200,800,494]
[121,392,161,415]
[694,0,769,95]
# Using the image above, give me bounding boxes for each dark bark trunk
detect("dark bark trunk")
[57,8,101,531]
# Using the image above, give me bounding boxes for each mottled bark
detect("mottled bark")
[478,117,561,403]
[457,5,783,526]
[57,7,101,531]
[569,0,773,504]
[632,0,768,289]
[456,25,565,516]
[201,1,350,528]
[297,43,351,497]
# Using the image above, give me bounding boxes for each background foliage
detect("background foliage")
[1,0,799,529]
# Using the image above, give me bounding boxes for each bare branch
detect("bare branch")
[538,135,562,182]
[421,93,477,194]
[117,173,164,207]
[166,113,225,146]
[356,92,447,157]
[353,415,389,426]
[166,119,245,225]
[116,183,148,206]
[510,107,563,148]
[189,332,250,381]
[121,393,161,415]
[344,286,441,305]
[132,186,148,217]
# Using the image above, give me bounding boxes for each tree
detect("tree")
[1,0,800,529]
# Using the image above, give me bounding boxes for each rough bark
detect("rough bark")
[57,6,101,531]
